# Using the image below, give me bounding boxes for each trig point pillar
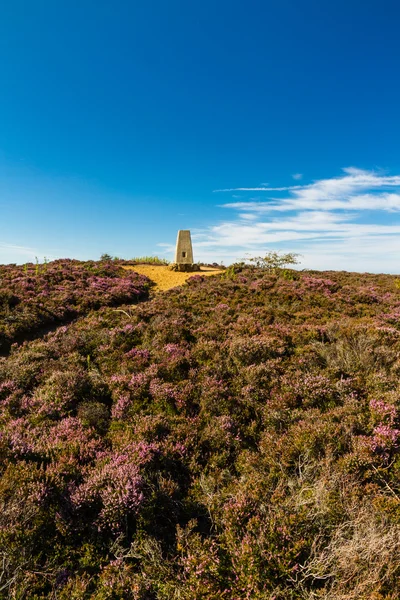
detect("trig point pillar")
[175,230,194,265]
[170,230,199,272]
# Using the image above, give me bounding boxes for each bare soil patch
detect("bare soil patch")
[122,264,224,292]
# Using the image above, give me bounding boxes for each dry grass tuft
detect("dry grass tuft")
[298,505,400,599]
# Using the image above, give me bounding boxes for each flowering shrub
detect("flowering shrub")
[70,443,152,533]
[0,265,400,597]
[369,398,400,455]
[0,259,151,353]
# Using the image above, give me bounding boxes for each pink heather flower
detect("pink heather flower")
[173,442,187,456]
[125,348,150,360]
[219,415,234,431]
[28,481,49,505]
[0,380,18,396]
[164,343,187,359]
[111,395,132,420]
[6,418,36,455]
[110,375,127,384]
[371,425,400,452]
[70,442,157,532]
[129,372,149,390]
[369,399,397,424]
[40,417,102,461]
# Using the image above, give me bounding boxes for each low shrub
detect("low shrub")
[0,265,400,597]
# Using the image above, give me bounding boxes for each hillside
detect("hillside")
[0,260,151,355]
[0,261,400,598]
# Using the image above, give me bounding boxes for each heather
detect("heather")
[0,265,400,598]
[0,259,151,354]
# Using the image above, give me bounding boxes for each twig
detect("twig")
[371,464,400,502]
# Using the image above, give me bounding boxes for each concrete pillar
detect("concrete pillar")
[175,230,194,265]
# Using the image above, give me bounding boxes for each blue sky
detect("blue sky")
[1,0,400,271]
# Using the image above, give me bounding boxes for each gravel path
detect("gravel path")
[122,264,224,291]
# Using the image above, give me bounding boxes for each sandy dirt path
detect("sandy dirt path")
[122,265,224,292]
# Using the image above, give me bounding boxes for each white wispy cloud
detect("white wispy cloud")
[292,173,303,180]
[0,243,36,257]
[238,213,259,221]
[190,168,400,273]
[217,167,400,213]
[223,192,400,213]
[214,185,302,192]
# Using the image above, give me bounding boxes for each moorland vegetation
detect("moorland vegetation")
[0,258,399,598]
[0,259,151,355]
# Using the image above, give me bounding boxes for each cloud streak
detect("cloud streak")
[0,242,59,264]
[217,168,400,213]
[214,186,303,192]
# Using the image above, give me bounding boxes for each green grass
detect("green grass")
[129,256,170,265]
